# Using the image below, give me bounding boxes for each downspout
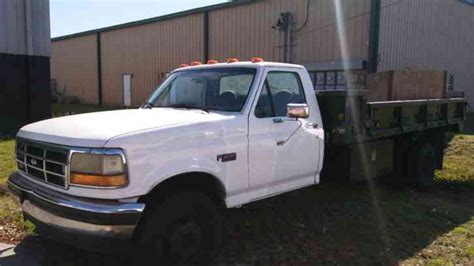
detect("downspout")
[367,0,381,74]
[273,12,291,63]
[288,0,310,63]
[284,14,292,63]
[96,32,103,105]
[203,11,209,62]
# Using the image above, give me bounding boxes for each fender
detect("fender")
[145,162,224,196]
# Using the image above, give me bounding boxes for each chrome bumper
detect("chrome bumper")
[7,172,145,240]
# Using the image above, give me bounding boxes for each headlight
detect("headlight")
[70,150,127,188]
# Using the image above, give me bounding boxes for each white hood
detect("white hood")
[17,108,228,147]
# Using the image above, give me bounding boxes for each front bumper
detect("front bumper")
[7,172,145,240]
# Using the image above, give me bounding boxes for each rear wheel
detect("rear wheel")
[136,191,221,265]
[414,143,437,190]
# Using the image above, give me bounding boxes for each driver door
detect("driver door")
[248,70,320,194]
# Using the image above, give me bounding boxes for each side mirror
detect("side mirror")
[287,103,309,119]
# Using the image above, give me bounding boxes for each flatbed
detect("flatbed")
[317,90,468,182]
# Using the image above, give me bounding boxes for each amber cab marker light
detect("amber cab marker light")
[179,63,189,68]
[226,58,239,63]
[191,61,202,66]
[251,57,264,63]
[207,59,218,64]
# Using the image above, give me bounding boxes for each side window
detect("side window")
[254,72,306,118]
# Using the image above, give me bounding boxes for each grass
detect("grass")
[0,139,15,185]
[398,134,474,265]
[215,179,474,265]
[436,135,474,187]
[0,130,473,264]
[215,135,474,264]
[0,196,34,244]
[0,140,33,244]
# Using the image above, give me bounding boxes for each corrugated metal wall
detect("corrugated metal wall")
[51,0,372,106]
[209,0,370,64]
[100,14,204,106]
[50,35,98,104]
[208,1,283,62]
[378,0,474,107]
[292,0,370,64]
[0,0,51,57]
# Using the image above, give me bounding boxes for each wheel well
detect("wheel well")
[394,128,447,175]
[139,172,227,208]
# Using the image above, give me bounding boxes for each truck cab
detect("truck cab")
[8,60,325,263]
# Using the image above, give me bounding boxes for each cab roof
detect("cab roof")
[172,61,305,73]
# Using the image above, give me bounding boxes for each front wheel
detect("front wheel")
[135,191,221,265]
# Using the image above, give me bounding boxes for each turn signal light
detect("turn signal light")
[191,61,202,66]
[179,64,189,68]
[70,173,127,187]
[226,58,239,63]
[207,60,218,64]
[251,57,264,63]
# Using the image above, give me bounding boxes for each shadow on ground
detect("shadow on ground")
[1,180,473,265]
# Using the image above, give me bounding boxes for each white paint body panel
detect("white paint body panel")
[16,62,325,208]
[18,109,230,147]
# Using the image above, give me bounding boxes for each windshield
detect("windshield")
[145,67,257,112]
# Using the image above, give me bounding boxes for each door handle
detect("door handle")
[273,118,284,124]
[273,117,298,124]
[306,122,318,129]
[276,140,286,146]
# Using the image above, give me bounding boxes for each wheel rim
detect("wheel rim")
[168,221,202,260]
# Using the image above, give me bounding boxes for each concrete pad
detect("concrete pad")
[0,243,15,253]
[0,242,43,266]
[0,247,16,258]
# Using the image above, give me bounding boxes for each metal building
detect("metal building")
[0,0,51,135]
[50,0,474,108]
[378,0,474,105]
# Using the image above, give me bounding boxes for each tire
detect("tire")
[414,143,437,190]
[135,191,221,265]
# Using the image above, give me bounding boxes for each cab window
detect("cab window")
[255,72,306,118]
[147,67,256,112]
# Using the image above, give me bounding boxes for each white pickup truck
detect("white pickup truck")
[8,60,467,263]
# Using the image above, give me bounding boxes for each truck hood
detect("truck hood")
[17,108,229,147]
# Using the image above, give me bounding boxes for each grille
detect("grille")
[16,139,69,189]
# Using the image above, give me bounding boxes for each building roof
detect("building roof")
[52,0,255,42]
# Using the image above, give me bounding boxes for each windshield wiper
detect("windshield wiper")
[167,104,209,113]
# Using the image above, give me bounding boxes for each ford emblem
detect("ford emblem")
[31,159,37,166]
